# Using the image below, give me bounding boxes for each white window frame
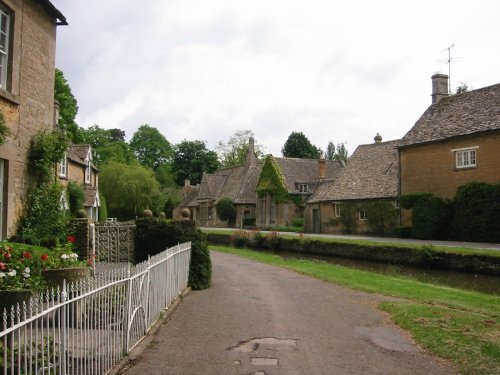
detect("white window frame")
[358,209,368,221]
[59,154,67,177]
[334,203,342,217]
[85,164,91,184]
[452,146,478,169]
[297,183,308,193]
[0,5,10,90]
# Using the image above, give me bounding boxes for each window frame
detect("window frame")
[334,203,342,217]
[358,209,368,221]
[452,146,478,169]
[297,183,308,193]
[0,4,10,91]
[59,154,67,178]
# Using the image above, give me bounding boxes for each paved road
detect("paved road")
[124,251,455,375]
[201,227,500,251]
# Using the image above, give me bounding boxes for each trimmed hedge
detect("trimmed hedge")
[134,218,212,290]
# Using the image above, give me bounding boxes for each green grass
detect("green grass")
[211,245,500,374]
[203,228,500,257]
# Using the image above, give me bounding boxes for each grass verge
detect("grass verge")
[211,245,500,374]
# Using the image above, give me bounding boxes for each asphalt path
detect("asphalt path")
[201,227,500,251]
[123,251,455,375]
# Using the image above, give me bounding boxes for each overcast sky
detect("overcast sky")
[53,0,500,156]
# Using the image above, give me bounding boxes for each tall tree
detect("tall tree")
[80,125,135,165]
[325,141,336,160]
[173,140,219,185]
[54,68,82,143]
[281,131,320,159]
[334,142,349,166]
[216,129,265,168]
[129,124,173,170]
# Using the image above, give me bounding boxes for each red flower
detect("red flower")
[0,262,6,270]
[4,252,11,260]
[67,236,76,243]
[22,251,32,259]
[40,254,49,262]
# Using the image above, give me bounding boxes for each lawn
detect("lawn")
[211,245,500,374]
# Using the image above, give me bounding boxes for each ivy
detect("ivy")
[256,155,289,203]
[0,112,10,145]
[29,130,69,184]
[67,181,84,215]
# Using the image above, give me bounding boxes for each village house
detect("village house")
[305,135,400,234]
[58,144,100,221]
[398,74,500,225]
[0,0,66,239]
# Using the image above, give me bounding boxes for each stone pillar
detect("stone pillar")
[70,218,91,259]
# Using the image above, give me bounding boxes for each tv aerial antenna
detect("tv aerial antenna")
[439,44,463,94]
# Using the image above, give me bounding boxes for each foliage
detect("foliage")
[243,217,256,227]
[134,218,212,290]
[401,192,432,209]
[67,181,84,216]
[216,129,265,168]
[281,131,320,159]
[216,197,237,224]
[265,231,281,249]
[29,130,69,183]
[455,82,469,94]
[129,124,173,170]
[450,182,500,242]
[412,195,452,240]
[173,140,220,185]
[366,200,398,236]
[80,125,136,166]
[164,198,175,219]
[98,192,108,222]
[394,226,412,238]
[154,164,176,186]
[16,183,68,246]
[230,230,249,248]
[324,141,349,165]
[0,111,10,145]
[337,202,358,234]
[54,68,81,143]
[291,217,304,227]
[256,155,289,203]
[99,160,160,220]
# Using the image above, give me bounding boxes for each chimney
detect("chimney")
[183,179,191,197]
[318,154,326,179]
[245,136,257,167]
[374,133,382,144]
[431,73,449,105]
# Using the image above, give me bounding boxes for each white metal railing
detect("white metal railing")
[0,242,191,375]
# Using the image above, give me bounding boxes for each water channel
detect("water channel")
[268,250,500,295]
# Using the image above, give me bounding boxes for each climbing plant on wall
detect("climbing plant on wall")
[256,155,289,203]
[28,130,69,184]
[0,112,10,145]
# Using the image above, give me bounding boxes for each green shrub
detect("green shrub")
[291,217,304,227]
[394,226,412,238]
[28,130,69,183]
[450,182,500,242]
[339,203,358,234]
[243,217,256,227]
[216,197,236,224]
[0,112,10,145]
[401,192,433,209]
[366,201,397,236]
[412,195,452,240]
[67,181,84,215]
[134,218,211,290]
[230,230,249,248]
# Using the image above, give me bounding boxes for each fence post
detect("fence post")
[146,255,151,329]
[124,263,132,352]
[60,280,68,373]
[90,223,96,275]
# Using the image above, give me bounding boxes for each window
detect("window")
[359,210,368,221]
[0,5,10,90]
[334,203,342,217]
[453,147,477,169]
[85,165,91,184]
[59,154,67,177]
[297,184,308,193]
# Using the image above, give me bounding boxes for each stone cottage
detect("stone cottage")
[0,0,66,239]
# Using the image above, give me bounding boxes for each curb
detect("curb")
[109,287,192,375]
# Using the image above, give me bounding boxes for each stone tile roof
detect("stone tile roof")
[67,144,98,171]
[274,157,342,194]
[83,186,99,207]
[401,83,500,147]
[308,140,400,202]
[179,185,200,207]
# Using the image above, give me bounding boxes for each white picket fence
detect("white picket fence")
[0,242,191,375]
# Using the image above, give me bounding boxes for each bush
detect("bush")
[412,195,452,240]
[401,193,433,209]
[134,218,211,290]
[366,201,397,236]
[450,182,500,242]
[67,181,84,216]
[216,197,236,224]
[230,230,249,248]
[243,217,256,227]
[291,217,304,227]
[339,203,358,234]
[98,192,108,222]
[394,226,412,238]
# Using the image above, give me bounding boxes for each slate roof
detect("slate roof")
[274,157,342,194]
[67,144,98,171]
[308,140,400,202]
[400,83,500,147]
[179,185,200,207]
[83,186,99,207]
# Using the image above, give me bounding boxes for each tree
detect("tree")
[130,124,173,170]
[54,68,82,143]
[324,141,348,166]
[80,125,136,165]
[216,129,265,168]
[99,160,161,220]
[455,82,469,94]
[281,131,320,159]
[216,197,237,224]
[325,141,336,160]
[173,140,219,185]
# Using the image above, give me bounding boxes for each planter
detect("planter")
[42,267,90,289]
[0,289,33,313]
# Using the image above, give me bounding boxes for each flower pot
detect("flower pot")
[0,289,33,313]
[42,267,90,289]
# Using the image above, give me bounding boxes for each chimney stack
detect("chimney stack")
[374,133,382,144]
[318,154,326,179]
[245,136,257,167]
[431,73,449,105]
[183,179,191,197]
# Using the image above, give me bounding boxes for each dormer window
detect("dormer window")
[85,163,91,184]
[59,154,67,177]
[453,147,477,169]
[297,183,308,193]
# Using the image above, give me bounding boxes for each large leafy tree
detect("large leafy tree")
[54,68,82,143]
[80,125,135,165]
[130,124,173,170]
[282,131,320,159]
[173,140,219,185]
[325,141,349,166]
[216,129,265,168]
[99,160,160,220]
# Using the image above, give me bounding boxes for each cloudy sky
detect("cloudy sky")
[53,0,500,156]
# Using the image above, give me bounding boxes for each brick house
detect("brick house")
[0,0,66,239]
[256,155,342,227]
[174,137,261,227]
[58,144,100,221]
[399,74,500,225]
[305,136,400,234]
